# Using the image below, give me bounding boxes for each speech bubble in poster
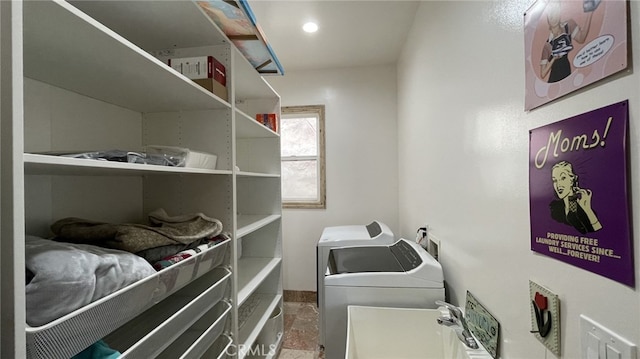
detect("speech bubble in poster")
[529,100,633,286]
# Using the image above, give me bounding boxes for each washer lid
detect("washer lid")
[327,246,402,275]
[318,221,394,246]
[325,239,444,288]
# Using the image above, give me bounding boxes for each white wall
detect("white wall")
[267,65,399,291]
[397,1,640,358]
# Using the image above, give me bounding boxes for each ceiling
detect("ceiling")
[247,1,420,73]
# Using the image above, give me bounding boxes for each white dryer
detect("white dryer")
[316,221,394,345]
[322,238,445,359]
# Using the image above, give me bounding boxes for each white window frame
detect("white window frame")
[281,105,326,209]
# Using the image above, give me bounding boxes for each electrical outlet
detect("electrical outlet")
[428,233,440,261]
[416,225,428,249]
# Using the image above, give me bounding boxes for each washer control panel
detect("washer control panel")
[390,239,423,271]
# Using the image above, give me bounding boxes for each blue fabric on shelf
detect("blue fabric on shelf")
[72,340,120,359]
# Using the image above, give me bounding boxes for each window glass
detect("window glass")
[281,160,318,200]
[280,105,326,209]
[281,116,318,157]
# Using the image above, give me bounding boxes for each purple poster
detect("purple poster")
[529,100,633,286]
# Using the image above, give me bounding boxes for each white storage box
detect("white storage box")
[146,145,218,170]
[184,149,217,170]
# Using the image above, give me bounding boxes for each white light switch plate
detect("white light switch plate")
[580,315,637,359]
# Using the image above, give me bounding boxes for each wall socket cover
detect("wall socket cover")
[529,280,561,357]
[428,234,439,261]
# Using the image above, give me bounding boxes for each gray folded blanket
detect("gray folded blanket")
[50,208,223,255]
[25,235,157,327]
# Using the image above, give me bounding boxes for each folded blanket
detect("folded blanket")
[50,208,223,254]
[136,237,208,264]
[25,235,157,327]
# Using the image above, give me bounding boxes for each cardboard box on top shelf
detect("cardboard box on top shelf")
[169,55,228,102]
[168,56,226,85]
[193,78,228,102]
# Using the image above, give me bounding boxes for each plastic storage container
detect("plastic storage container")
[255,306,282,346]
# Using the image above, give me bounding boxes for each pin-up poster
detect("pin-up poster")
[529,100,633,286]
[524,0,628,111]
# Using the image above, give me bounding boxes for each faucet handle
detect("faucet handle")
[435,300,463,318]
[435,301,480,350]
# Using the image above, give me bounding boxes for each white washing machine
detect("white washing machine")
[322,238,445,359]
[316,221,394,345]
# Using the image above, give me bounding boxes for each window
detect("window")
[281,105,326,209]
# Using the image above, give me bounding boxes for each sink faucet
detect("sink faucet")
[435,300,479,349]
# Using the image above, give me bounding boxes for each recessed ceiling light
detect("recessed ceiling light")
[303,22,318,33]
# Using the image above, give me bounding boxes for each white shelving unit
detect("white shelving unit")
[1,0,282,358]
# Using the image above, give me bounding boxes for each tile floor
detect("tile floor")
[277,302,324,359]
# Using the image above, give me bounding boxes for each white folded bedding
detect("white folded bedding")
[25,235,157,327]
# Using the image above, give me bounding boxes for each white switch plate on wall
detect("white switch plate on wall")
[580,314,637,359]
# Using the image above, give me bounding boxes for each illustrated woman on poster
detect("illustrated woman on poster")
[549,161,602,234]
[539,0,601,83]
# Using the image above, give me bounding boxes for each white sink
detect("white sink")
[346,305,493,359]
